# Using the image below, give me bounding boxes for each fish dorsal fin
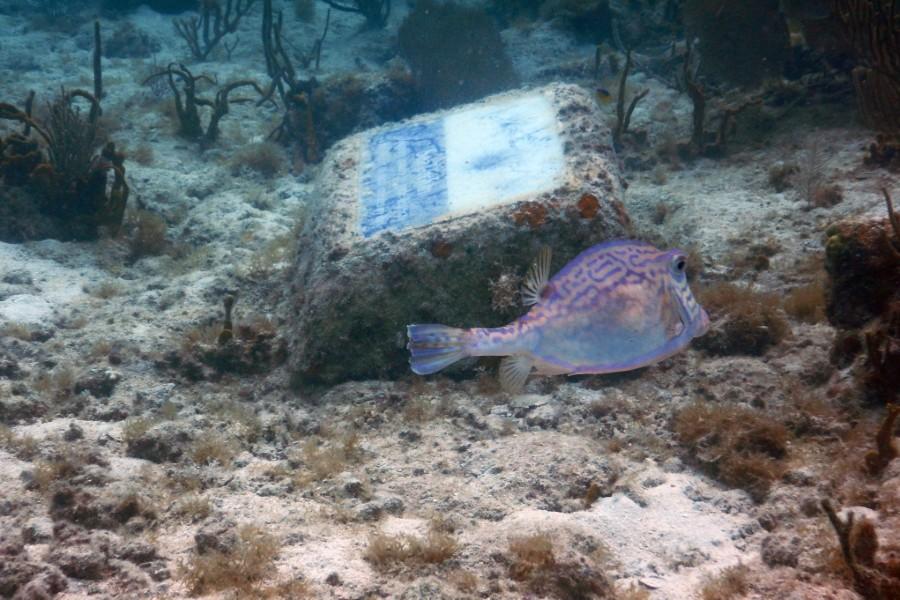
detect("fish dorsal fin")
[499,355,533,394]
[521,246,552,307]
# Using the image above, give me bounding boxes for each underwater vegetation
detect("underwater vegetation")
[398,0,518,110]
[161,293,287,381]
[321,0,391,29]
[229,141,287,178]
[673,402,789,502]
[0,92,128,242]
[0,21,127,242]
[489,0,613,42]
[126,209,170,262]
[504,532,614,598]
[364,526,457,571]
[178,523,310,597]
[173,0,258,61]
[825,188,900,403]
[261,0,415,168]
[832,0,900,170]
[611,50,649,149]
[695,283,791,357]
[683,0,788,87]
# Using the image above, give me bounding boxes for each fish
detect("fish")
[595,87,613,104]
[407,240,710,392]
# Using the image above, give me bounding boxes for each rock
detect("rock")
[113,540,159,564]
[525,403,562,429]
[126,421,194,463]
[341,476,366,499]
[783,468,815,487]
[0,351,23,379]
[0,531,24,556]
[0,294,53,326]
[45,531,111,581]
[760,533,800,567]
[510,394,549,416]
[123,516,151,535]
[103,21,160,58]
[21,517,53,544]
[194,520,238,555]
[141,560,170,582]
[825,215,900,328]
[380,497,405,516]
[355,502,383,522]
[0,560,66,599]
[62,422,83,442]
[287,83,630,386]
[2,269,32,285]
[46,545,108,580]
[0,396,48,422]
[81,397,131,422]
[73,368,121,398]
[49,485,154,531]
[397,429,420,443]
[187,328,288,377]
[133,384,176,411]
[256,483,290,497]
[49,487,116,530]
[799,496,821,518]
[0,559,39,597]
[10,565,68,599]
[661,457,685,473]
[824,214,900,402]
[489,404,510,416]
[325,572,341,586]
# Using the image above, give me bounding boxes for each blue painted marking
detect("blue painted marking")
[470,151,509,171]
[359,120,448,238]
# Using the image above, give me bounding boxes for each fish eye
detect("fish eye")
[673,256,687,273]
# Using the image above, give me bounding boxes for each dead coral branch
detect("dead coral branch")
[865,404,899,475]
[174,0,258,61]
[683,42,705,154]
[884,187,900,253]
[145,63,269,145]
[320,0,390,28]
[612,50,649,149]
[821,499,900,600]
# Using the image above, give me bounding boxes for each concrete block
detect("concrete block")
[288,83,632,386]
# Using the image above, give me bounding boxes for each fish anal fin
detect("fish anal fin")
[522,246,552,307]
[499,354,533,393]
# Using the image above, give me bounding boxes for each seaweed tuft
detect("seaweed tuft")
[674,402,789,501]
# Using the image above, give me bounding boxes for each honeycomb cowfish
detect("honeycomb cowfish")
[407,240,710,392]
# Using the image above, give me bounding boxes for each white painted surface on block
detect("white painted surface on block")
[444,94,564,214]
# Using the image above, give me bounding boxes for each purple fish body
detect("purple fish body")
[407,240,709,391]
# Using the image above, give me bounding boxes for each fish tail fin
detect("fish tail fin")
[406,324,470,375]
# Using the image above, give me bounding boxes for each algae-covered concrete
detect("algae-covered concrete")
[288,83,632,386]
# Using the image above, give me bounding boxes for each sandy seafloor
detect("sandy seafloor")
[1,3,899,600]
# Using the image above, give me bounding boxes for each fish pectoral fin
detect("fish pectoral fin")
[521,246,552,306]
[499,354,533,393]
